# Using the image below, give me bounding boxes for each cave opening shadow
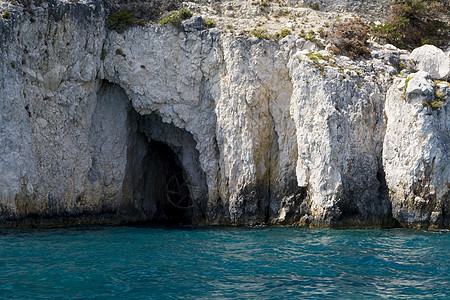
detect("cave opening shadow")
[91,82,207,225]
[125,111,208,225]
[141,140,194,224]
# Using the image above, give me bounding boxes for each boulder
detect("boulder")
[182,16,206,32]
[371,49,401,67]
[410,45,450,80]
[405,71,434,104]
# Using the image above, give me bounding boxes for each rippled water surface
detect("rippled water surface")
[0,226,448,299]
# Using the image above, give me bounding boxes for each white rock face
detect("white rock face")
[289,51,394,227]
[383,72,449,229]
[405,71,434,103]
[0,1,107,221]
[410,45,450,80]
[0,1,448,228]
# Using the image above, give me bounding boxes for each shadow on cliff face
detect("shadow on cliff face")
[127,138,194,223]
[92,81,207,224]
[126,109,208,225]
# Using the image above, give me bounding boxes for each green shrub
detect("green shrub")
[310,2,319,10]
[371,0,449,49]
[306,30,316,41]
[250,29,271,40]
[405,76,413,89]
[307,53,333,62]
[2,10,10,19]
[205,19,215,29]
[280,29,291,39]
[431,100,443,110]
[434,90,445,101]
[159,7,192,27]
[178,7,192,20]
[304,53,336,73]
[421,36,439,45]
[298,29,306,39]
[422,100,443,110]
[107,11,136,34]
[159,13,181,27]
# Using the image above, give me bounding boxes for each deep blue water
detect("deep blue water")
[0,226,448,299]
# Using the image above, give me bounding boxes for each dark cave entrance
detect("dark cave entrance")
[91,82,207,224]
[125,112,207,224]
[139,140,194,223]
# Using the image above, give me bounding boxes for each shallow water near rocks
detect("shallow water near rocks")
[0,226,448,299]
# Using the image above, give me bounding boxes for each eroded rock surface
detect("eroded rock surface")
[0,0,448,229]
[383,72,449,229]
[410,45,450,80]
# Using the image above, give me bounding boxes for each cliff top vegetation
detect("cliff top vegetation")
[106,0,449,52]
[3,0,449,55]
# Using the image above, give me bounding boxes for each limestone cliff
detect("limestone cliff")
[0,0,448,229]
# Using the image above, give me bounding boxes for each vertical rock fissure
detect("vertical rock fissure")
[376,157,400,228]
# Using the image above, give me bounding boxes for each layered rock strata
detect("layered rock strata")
[0,0,448,229]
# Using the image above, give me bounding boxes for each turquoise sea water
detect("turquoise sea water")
[0,226,448,299]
